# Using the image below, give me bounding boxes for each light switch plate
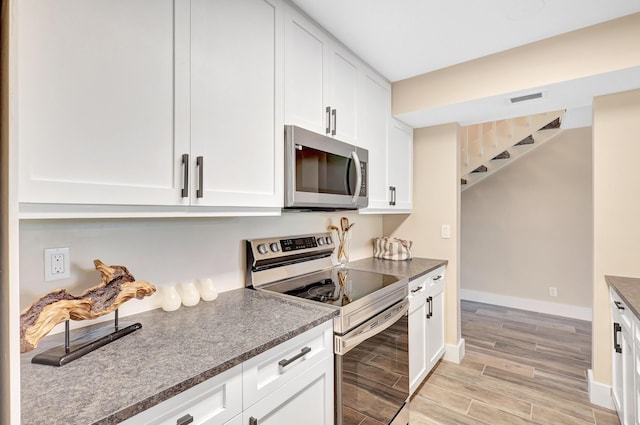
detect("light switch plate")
[441,224,451,239]
[44,247,70,281]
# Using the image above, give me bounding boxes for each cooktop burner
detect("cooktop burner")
[264,268,401,308]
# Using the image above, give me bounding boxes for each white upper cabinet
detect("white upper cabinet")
[189,0,283,208]
[387,118,414,211]
[18,0,185,206]
[18,0,283,213]
[284,6,358,143]
[356,69,392,212]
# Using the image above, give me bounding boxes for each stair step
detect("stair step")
[515,135,534,146]
[492,151,511,160]
[538,117,561,130]
[461,178,467,185]
[471,165,488,173]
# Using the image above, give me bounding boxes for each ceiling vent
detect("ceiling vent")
[510,92,543,103]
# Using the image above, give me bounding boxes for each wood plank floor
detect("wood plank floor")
[410,300,620,425]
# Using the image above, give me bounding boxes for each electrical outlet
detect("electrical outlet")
[44,248,70,281]
[549,287,558,297]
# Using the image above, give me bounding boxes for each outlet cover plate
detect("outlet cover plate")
[44,247,70,281]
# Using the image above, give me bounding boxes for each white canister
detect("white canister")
[178,281,200,307]
[197,278,218,301]
[161,285,182,312]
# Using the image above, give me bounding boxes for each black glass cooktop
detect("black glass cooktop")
[263,267,404,307]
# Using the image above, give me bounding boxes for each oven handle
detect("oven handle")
[335,299,409,356]
[351,150,362,204]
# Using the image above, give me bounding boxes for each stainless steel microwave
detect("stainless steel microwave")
[284,125,368,210]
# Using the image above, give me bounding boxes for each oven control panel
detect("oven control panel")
[248,232,335,260]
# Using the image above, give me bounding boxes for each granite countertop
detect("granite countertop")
[606,275,640,318]
[348,257,448,281]
[21,288,338,425]
[20,257,446,424]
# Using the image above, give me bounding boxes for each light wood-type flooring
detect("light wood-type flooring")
[410,300,620,425]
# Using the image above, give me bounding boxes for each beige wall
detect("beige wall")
[392,13,640,115]
[461,127,593,310]
[592,89,640,386]
[384,123,461,349]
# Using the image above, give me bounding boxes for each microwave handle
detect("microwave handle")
[351,151,362,204]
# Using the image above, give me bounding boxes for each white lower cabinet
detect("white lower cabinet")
[611,288,636,425]
[408,266,446,395]
[119,364,243,425]
[121,321,333,425]
[242,355,333,425]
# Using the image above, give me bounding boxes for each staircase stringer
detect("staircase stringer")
[460,110,563,175]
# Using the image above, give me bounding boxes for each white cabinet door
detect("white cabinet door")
[329,45,359,143]
[18,0,187,206]
[190,0,283,208]
[357,69,391,211]
[242,354,333,425]
[284,6,359,142]
[284,7,330,136]
[387,118,413,212]
[427,281,446,370]
[408,293,428,395]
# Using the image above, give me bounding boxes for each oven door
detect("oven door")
[335,299,410,425]
[285,125,368,209]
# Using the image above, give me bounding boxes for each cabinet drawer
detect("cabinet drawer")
[408,275,428,313]
[120,364,242,425]
[428,266,446,290]
[610,288,633,334]
[243,320,333,407]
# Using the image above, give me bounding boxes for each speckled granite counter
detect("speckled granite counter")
[607,275,640,318]
[348,257,448,281]
[21,288,337,425]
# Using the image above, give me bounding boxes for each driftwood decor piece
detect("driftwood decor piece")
[20,259,156,355]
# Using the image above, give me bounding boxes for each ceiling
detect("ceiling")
[290,0,640,127]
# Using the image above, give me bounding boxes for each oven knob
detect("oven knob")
[325,236,333,245]
[317,237,325,246]
[270,242,280,252]
[257,243,269,255]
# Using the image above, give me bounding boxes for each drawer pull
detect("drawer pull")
[426,296,433,319]
[177,414,194,425]
[433,275,442,281]
[250,417,258,425]
[278,346,311,368]
[614,301,625,311]
[410,286,423,294]
[614,322,622,354]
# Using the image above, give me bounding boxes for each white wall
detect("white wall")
[460,127,593,319]
[384,123,462,358]
[19,212,382,326]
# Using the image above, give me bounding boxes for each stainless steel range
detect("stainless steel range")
[246,232,410,425]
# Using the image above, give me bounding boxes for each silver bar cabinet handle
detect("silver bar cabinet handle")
[325,106,331,134]
[331,108,337,136]
[389,186,396,206]
[196,156,204,198]
[433,275,443,281]
[181,154,189,198]
[177,413,193,425]
[279,346,311,368]
[249,417,258,425]
[410,286,423,294]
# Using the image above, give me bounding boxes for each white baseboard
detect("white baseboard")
[460,289,592,321]
[444,338,465,364]
[588,369,614,409]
